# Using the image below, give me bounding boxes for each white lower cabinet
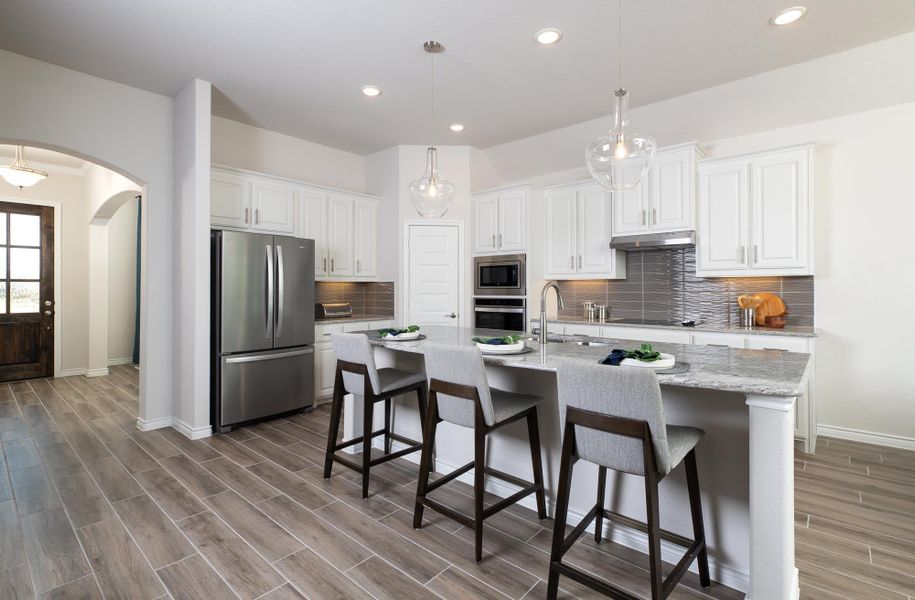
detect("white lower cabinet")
[600,326,692,345]
[691,331,746,349]
[314,320,395,402]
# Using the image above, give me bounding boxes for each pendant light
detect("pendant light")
[0,146,49,190]
[585,0,656,192]
[409,40,455,218]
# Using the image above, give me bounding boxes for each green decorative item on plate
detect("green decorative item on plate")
[471,334,522,346]
[377,325,420,338]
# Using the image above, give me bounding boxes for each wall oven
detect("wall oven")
[474,254,526,296]
[473,297,526,332]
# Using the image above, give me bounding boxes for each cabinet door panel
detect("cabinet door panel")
[611,171,648,235]
[251,181,296,233]
[750,150,809,270]
[577,187,612,274]
[652,154,690,231]
[698,163,747,272]
[545,191,577,276]
[473,196,498,253]
[353,200,377,277]
[299,190,329,277]
[211,171,251,229]
[328,196,354,276]
[315,343,336,401]
[497,192,526,251]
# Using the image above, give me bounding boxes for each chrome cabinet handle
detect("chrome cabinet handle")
[244,207,249,223]
[578,255,582,269]
[491,234,495,247]
[652,208,657,225]
[706,343,729,348]
[254,208,260,224]
[570,256,575,269]
[740,245,747,263]
[754,245,759,263]
[323,257,327,273]
[331,257,335,272]
[445,312,457,319]
[498,233,503,247]
[641,210,646,225]
[356,259,360,273]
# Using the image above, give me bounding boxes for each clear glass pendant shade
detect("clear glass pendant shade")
[586,89,656,192]
[409,146,455,218]
[0,146,48,190]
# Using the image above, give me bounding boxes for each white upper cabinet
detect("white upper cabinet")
[353,199,377,277]
[298,188,329,277]
[251,179,296,234]
[611,143,703,237]
[473,195,498,252]
[697,144,813,277]
[211,166,379,281]
[328,195,354,277]
[472,186,530,254]
[211,170,251,229]
[545,182,625,279]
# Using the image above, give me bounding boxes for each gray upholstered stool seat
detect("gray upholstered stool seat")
[378,368,427,394]
[323,332,427,499]
[547,357,711,600]
[414,342,547,563]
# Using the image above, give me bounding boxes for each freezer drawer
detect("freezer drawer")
[219,347,314,427]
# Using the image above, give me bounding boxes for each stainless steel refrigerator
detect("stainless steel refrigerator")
[211,231,315,432]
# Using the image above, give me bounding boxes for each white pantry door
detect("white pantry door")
[407,224,461,327]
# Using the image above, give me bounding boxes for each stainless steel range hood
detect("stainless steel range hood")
[610,230,696,251]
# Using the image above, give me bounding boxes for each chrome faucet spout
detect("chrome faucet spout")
[538,281,564,345]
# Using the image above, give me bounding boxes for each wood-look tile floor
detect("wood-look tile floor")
[0,370,911,599]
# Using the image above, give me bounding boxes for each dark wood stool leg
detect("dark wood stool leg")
[383,398,393,455]
[645,470,663,599]
[323,367,345,479]
[594,466,607,543]
[413,391,438,529]
[685,450,711,587]
[473,421,486,563]
[526,409,547,519]
[361,395,374,499]
[547,423,576,600]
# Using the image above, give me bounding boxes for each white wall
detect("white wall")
[173,79,212,437]
[0,48,174,426]
[212,116,366,193]
[107,197,138,363]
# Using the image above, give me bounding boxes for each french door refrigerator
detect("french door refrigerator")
[211,231,315,432]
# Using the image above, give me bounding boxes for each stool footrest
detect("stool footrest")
[554,562,641,600]
[328,439,423,475]
[333,428,387,451]
[561,505,601,555]
[484,466,531,490]
[482,483,541,520]
[426,461,474,493]
[602,508,694,549]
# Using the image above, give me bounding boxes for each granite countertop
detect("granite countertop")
[316,314,394,325]
[543,317,816,338]
[367,325,812,397]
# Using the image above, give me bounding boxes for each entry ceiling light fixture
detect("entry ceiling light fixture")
[409,40,455,218]
[585,0,656,192]
[771,6,807,26]
[449,123,465,132]
[361,85,383,97]
[0,146,49,190]
[535,28,563,45]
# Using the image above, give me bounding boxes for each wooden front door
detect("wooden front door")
[0,201,54,381]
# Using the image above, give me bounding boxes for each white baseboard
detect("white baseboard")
[85,367,109,377]
[171,418,212,440]
[136,416,173,431]
[817,424,915,451]
[59,368,87,377]
[377,439,749,594]
[107,357,134,366]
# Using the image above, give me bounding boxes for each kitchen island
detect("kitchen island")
[342,326,811,599]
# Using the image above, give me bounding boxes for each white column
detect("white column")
[745,394,799,600]
[86,222,109,377]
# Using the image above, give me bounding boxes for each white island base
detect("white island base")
[341,339,802,600]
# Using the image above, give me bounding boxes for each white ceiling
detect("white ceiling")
[0,145,86,171]
[2,1,914,154]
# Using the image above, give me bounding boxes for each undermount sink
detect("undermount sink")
[575,340,609,347]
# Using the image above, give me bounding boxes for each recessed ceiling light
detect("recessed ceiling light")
[361,85,383,97]
[449,123,465,132]
[771,6,807,25]
[535,28,563,45]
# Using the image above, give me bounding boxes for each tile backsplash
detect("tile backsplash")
[315,281,394,317]
[556,248,814,326]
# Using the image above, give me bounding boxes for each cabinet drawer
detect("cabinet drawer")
[745,335,809,353]
[691,332,746,349]
[600,326,692,345]
[315,323,344,340]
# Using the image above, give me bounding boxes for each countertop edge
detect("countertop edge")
[542,318,817,338]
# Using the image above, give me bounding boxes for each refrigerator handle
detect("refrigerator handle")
[265,244,274,340]
[275,245,285,338]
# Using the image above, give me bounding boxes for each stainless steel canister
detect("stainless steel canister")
[739,307,756,329]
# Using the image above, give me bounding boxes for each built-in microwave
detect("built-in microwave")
[474,254,526,296]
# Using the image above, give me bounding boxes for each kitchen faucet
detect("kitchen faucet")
[538,281,565,345]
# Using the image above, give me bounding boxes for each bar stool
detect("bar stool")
[548,357,710,600]
[323,332,427,499]
[413,343,547,563]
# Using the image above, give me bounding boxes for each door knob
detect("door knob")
[445,313,457,319]
[44,300,53,307]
